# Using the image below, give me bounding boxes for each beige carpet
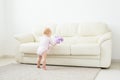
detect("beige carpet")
[0,63,100,80]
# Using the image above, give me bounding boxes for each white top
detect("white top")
[37,35,54,55]
[39,35,51,47]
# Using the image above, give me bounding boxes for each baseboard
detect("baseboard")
[112,59,120,63]
[0,55,15,59]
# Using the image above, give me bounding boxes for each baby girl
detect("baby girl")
[36,27,55,70]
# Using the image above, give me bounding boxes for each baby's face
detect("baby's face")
[48,32,52,37]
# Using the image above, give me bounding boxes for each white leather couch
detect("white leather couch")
[14,22,112,68]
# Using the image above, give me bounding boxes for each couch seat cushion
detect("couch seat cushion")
[20,43,70,56]
[71,43,100,56]
[49,44,70,56]
[20,42,39,53]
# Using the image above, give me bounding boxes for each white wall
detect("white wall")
[3,0,17,56]
[0,0,5,56]
[2,0,120,59]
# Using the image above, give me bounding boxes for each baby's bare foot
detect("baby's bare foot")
[37,65,40,68]
[42,66,47,70]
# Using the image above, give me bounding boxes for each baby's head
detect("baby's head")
[42,27,52,37]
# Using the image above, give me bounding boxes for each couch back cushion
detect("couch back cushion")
[78,23,109,36]
[56,23,78,37]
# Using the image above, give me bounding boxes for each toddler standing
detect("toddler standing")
[37,27,55,70]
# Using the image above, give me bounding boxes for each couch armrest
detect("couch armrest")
[14,33,35,43]
[100,40,112,68]
[98,32,112,44]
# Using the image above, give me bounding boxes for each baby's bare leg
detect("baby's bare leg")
[42,52,47,70]
[37,55,42,68]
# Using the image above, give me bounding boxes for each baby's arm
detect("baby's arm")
[49,38,56,47]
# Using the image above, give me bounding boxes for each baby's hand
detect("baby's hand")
[53,43,57,46]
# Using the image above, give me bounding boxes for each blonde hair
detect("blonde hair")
[43,27,52,35]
